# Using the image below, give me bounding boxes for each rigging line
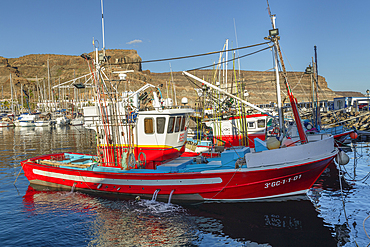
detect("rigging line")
[187,46,271,72]
[364,215,370,240]
[242,79,276,86]
[337,160,361,247]
[292,72,311,103]
[119,41,271,65]
[278,47,313,104]
[185,76,247,111]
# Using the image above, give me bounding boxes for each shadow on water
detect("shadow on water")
[23,184,340,247]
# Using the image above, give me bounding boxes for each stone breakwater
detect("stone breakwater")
[320,111,370,131]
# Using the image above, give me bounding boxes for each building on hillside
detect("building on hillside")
[333,97,370,111]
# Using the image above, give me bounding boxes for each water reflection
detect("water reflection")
[1,126,364,246]
[23,185,197,246]
[23,184,338,247]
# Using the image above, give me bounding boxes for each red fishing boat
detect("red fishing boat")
[21,3,338,202]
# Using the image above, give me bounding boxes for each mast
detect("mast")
[47,58,51,109]
[10,74,14,113]
[101,0,106,56]
[314,45,321,128]
[21,84,23,112]
[270,14,284,137]
[170,63,177,105]
[266,0,307,143]
[225,39,229,93]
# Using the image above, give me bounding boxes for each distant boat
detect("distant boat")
[55,115,70,126]
[14,113,36,127]
[35,113,52,127]
[71,117,84,126]
[0,117,14,127]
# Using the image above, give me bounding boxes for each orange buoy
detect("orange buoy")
[350,132,358,139]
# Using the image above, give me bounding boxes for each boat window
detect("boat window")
[167,117,175,133]
[257,119,265,128]
[144,118,154,134]
[156,117,166,134]
[174,116,181,132]
[185,115,190,128]
[180,116,186,131]
[248,121,255,129]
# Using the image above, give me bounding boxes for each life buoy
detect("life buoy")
[271,127,280,135]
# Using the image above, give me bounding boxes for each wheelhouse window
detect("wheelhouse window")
[156,117,166,134]
[248,121,255,129]
[257,119,265,128]
[180,116,186,131]
[175,116,181,132]
[167,117,175,133]
[144,118,154,134]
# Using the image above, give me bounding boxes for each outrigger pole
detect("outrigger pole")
[182,71,272,116]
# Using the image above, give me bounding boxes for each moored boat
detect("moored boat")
[0,116,14,127]
[21,2,339,203]
[14,113,36,127]
[21,135,336,202]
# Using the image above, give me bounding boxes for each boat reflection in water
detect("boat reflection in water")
[23,184,341,246]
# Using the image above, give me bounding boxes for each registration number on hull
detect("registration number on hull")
[264,174,302,189]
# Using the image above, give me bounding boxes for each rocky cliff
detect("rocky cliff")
[0,49,348,107]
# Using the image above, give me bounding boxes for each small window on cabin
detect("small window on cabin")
[175,116,181,133]
[144,118,154,134]
[185,115,190,128]
[248,121,255,129]
[180,116,186,131]
[167,117,175,133]
[257,119,265,128]
[156,117,166,134]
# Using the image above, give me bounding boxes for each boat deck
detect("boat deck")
[32,148,249,174]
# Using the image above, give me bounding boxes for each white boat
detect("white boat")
[35,120,51,127]
[71,117,84,126]
[55,115,70,126]
[14,113,36,127]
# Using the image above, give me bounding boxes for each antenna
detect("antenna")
[101,0,106,55]
[266,0,272,17]
[233,18,241,78]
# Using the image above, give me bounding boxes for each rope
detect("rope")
[210,168,238,200]
[14,161,26,185]
[337,163,360,247]
[338,143,370,183]
[119,41,271,65]
[78,171,94,191]
[364,215,370,241]
[187,46,271,72]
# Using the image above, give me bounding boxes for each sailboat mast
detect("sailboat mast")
[10,74,14,113]
[47,58,51,108]
[225,39,228,93]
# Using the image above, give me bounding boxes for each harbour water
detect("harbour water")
[0,126,369,246]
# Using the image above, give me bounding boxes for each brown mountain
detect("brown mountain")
[0,49,353,107]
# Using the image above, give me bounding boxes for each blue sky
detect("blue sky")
[1,0,369,94]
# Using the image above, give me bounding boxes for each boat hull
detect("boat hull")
[21,151,336,202]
